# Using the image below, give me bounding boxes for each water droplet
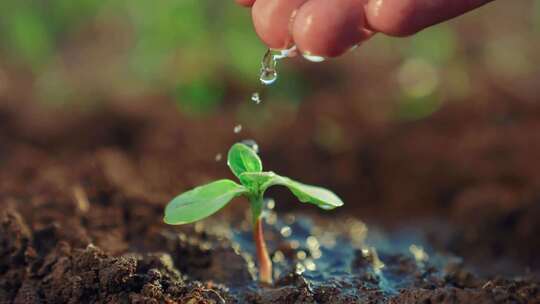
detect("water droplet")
[260,49,277,85]
[233,124,243,134]
[259,46,296,86]
[265,211,277,225]
[214,153,222,162]
[362,247,385,274]
[306,236,320,250]
[304,259,317,271]
[372,250,385,274]
[280,226,292,237]
[272,250,285,263]
[260,69,277,85]
[241,139,259,153]
[285,214,296,225]
[302,53,326,63]
[276,46,297,59]
[266,198,275,210]
[311,249,322,259]
[348,44,359,52]
[409,244,429,264]
[251,92,262,104]
[194,222,204,233]
[295,263,306,275]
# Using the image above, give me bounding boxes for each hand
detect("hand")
[236,0,494,58]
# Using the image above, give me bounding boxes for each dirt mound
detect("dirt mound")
[1,97,540,303]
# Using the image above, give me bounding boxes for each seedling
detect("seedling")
[164,143,344,284]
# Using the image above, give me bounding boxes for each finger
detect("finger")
[235,0,256,7]
[252,0,309,49]
[292,0,369,58]
[365,0,494,37]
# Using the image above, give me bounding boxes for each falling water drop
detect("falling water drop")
[259,46,296,86]
[233,124,243,134]
[260,49,278,85]
[251,92,262,104]
[214,153,222,162]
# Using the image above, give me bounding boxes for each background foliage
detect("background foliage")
[0,1,538,120]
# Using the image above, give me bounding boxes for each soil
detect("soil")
[1,94,540,303]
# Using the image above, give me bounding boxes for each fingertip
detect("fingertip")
[365,0,421,37]
[292,0,368,58]
[365,0,495,37]
[252,0,308,50]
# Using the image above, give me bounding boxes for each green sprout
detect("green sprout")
[163,143,344,284]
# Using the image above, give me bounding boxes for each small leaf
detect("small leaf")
[164,179,248,225]
[227,143,262,179]
[238,172,344,210]
[278,178,344,210]
[239,171,277,190]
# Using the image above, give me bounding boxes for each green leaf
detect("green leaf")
[164,179,248,225]
[238,172,344,210]
[239,171,277,191]
[277,178,344,210]
[227,143,262,179]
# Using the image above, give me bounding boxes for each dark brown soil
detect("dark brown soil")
[1,95,540,303]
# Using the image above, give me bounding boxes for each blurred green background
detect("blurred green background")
[0,1,538,121]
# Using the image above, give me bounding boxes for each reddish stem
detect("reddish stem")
[254,218,273,284]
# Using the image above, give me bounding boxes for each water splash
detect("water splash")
[361,247,385,274]
[227,213,466,300]
[409,244,429,266]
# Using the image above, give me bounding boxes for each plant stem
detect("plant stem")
[253,217,273,284]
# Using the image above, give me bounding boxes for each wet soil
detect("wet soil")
[1,96,540,303]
